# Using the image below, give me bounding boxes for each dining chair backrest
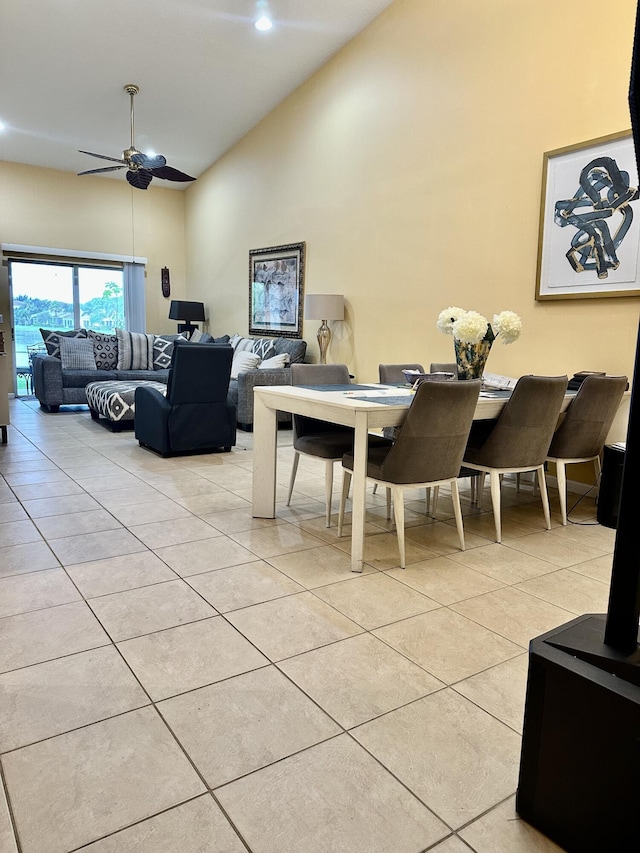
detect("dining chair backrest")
[378,363,425,384]
[547,374,628,459]
[430,362,458,376]
[465,375,568,469]
[291,363,351,438]
[377,379,481,484]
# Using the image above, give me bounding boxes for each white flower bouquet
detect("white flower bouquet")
[437,307,522,345]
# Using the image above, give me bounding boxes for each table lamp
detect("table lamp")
[168,301,206,336]
[304,294,344,363]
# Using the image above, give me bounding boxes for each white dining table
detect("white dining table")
[252,382,536,572]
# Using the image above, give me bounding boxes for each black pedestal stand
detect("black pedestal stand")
[517,313,640,850]
[516,616,640,852]
[517,15,640,845]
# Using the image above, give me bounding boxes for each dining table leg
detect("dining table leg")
[252,394,278,518]
[350,411,369,572]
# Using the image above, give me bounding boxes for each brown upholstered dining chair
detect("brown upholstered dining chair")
[377,361,477,510]
[429,362,458,376]
[338,379,481,568]
[377,363,426,443]
[546,374,627,525]
[463,374,568,543]
[287,363,390,526]
[378,363,425,385]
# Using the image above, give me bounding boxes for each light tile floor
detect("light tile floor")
[0,397,613,852]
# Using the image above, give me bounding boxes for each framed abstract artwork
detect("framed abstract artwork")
[535,131,640,300]
[249,242,305,337]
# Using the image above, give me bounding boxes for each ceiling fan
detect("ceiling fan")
[78,84,196,190]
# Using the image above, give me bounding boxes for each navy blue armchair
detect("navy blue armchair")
[134,343,236,456]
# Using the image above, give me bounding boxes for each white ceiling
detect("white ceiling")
[1,0,394,188]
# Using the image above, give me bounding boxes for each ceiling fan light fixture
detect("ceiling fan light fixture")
[77,84,196,189]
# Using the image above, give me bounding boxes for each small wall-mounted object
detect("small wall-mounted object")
[168,300,206,336]
[161,267,171,298]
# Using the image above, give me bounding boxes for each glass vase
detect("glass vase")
[454,338,492,380]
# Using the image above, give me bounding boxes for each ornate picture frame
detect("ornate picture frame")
[535,130,640,300]
[249,242,305,338]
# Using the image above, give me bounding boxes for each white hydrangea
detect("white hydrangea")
[436,306,468,336]
[452,311,489,343]
[492,310,522,344]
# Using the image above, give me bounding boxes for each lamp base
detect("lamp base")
[317,321,331,364]
[177,323,199,337]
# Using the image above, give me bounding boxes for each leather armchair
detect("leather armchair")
[135,343,236,456]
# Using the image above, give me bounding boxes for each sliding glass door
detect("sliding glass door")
[9,259,124,395]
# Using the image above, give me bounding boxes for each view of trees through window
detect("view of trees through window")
[10,260,125,393]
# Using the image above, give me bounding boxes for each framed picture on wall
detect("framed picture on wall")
[535,130,640,300]
[249,242,305,337]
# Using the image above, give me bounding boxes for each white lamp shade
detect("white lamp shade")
[305,294,344,321]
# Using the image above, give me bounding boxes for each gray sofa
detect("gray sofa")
[225,335,308,430]
[32,354,169,412]
[33,330,307,428]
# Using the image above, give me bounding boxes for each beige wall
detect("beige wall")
[0,161,186,381]
[185,0,639,385]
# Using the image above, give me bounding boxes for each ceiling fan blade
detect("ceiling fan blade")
[78,166,127,175]
[126,169,153,190]
[78,150,125,164]
[130,153,167,170]
[150,165,196,182]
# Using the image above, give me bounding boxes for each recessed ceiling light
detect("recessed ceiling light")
[0,120,6,132]
[254,0,272,31]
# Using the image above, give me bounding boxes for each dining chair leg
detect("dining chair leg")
[391,486,406,568]
[476,472,486,508]
[324,460,337,527]
[286,452,301,506]
[489,470,502,543]
[425,487,431,515]
[555,460,568,525]
[593,455,602,496]
[386,487,392,521]
[451,479,465,551]
[431,485,440,518]
[537,465,552,530]
[338,470,352,537]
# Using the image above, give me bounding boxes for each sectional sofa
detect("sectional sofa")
[32,327,308,430]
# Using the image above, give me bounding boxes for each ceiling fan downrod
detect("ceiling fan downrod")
[124,83,140,161]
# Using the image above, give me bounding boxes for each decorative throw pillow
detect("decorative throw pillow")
[229,334,255,353]
[59,336,97,371]
[87,330,118,371]
[39,328,88,359]
[152,333,188,370]
[258,353,290,370]
[273,338,307,364]
[116,328,154,370]
[213,334,230,344]
[252,337,276,360]
[189,328,204,343]
[230,351,260,379]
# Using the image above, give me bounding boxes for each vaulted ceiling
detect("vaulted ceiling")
[1,0,394,187]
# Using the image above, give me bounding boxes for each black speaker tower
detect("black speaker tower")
[516,5,640,850]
